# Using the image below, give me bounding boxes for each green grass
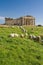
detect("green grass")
[0,26,43,65]
[23,26,43,36]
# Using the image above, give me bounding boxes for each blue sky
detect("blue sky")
[0,0,43,25]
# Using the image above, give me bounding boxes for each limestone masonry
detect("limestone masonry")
[5,15,35,26]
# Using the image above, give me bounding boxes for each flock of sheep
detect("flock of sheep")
[9,26,43,43]
[9,26,28,38]
[29,34,43,43]
[9,33,43,43]
[9,33,28,38]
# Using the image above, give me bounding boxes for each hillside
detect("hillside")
[0,26,43,65]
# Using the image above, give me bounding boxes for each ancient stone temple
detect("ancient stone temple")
[5,15,35,26]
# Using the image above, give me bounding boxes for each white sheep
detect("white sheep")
[9,33,19,37]
[14,33,19,37]
[32,35,36,39]
[9,33,15,37]
[36,36,41,42]
[25,33,28,36]
[29,34,33,39]
[20,34,24,38]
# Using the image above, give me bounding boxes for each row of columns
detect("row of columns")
[22,17,35,25]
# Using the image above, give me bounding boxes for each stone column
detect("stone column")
[32,19,35,25]
[24,18,26,25]
[24,18,25,25]
[26,20,27,25]
[34,19,35,25]
[22,17,24,25]
[28,20,30,25]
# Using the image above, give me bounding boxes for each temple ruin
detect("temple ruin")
[5,15,35,26]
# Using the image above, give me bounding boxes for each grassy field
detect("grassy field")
[0,26,43,65]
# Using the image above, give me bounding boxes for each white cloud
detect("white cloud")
[0,16,5,20]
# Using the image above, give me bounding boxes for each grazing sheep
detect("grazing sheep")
[29,34,33,39]
[9,33,15,37]
[19,26,27,33]
[25,33,28,37]
[29,34,36,41]
[9,33,19,38]
[29,34,42,42]
[14,33,19,37]
[32,35,36,41]
[32,35,41,42]
[36,36,41,42]
[20,34,24,38]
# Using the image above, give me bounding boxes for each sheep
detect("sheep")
[32,35,41,42]
[32,35,36,41]
[36,36,41,42]
[14,33,19,37]
[20,34,25,38]
[29,34,33,39]
[29,34,42,42]
[19,26,27,33]
[9,33,19,38]
[29,34,36,41]
[25,33,28,36]
[9,33,15,37]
